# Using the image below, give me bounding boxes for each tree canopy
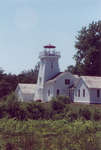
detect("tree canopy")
[68,20,101,76]
[0,63,39,99]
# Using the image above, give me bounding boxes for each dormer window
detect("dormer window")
[65,79,70,85]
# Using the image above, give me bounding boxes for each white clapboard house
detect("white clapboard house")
[74,76,101,104]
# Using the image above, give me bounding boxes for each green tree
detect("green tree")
[68,20,101,76]
[17,63,39,84]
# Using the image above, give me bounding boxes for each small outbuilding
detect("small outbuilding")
[74,76,101,104]
[15,83,36,102]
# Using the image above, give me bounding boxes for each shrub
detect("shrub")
[56,96,72,104]
[26,102,46,119]
[52,113,65,120]
[93,110,101,121]
[65,111,78,121]
[51,99,65,113]
[79,108,91,120]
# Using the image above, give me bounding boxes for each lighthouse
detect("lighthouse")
[34,44,61,101]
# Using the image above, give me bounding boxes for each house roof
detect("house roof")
[46,72,67,84]
[73,75,80,79]
[81,76,101,89]
[73,75,80,87]
[46,71,79,84]
[47,72,63,82]
[18,83,36,94]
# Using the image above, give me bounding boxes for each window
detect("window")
[39,77,42,84]
[57,89,60,96]
[65,79,70,85]
[51,62,53,70]
[75,91,77,97]
[97,89,100,98]
[78,89,80,97]
[83,89,85,97]
[48,89,50,96]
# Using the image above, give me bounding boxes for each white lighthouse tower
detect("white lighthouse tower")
[34,44,61,101]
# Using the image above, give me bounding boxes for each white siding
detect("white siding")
[90,89,101,103]
[74,80,90,103]
[15,85,35,102]
[45,72,77,101]
[15,86,23,102]
[22,93,34,102]
[53,73,76,98]
[44,83,54,101]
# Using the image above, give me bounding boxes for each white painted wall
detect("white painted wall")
[35,50,60,101]
[22,93,34,102]
[90,89,101,103]
[44,83,54,101]
[15,86,23,101]
[44,72,77,101]
[15,85,34,102]
[74,79,90,103]
[37,55,60,87]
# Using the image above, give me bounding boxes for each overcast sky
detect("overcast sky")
[0,0,101,74]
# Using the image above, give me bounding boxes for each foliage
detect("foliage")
[79,107,91,120]
[93,109,101,121]
[0,119,100,150]
[67,20,101,76]
[0,95,101,149]
[0,64,39,99]
[1,94,101,123]
[51,96,71,114]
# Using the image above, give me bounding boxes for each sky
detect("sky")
[0,0,101,74]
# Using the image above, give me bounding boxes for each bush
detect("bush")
[51,98,65,113]
[0,103,6,118]
[56,96,72,104]
[26,102,46,120]
[93,110,101,121]
[65,111,78,121]
[79,108,91,120]
[0,119,99,150]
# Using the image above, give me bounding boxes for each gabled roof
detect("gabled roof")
[46,72,69,84]
[73,75,80,79]
[46,71,79,84]
[81,76,101,89]
[47,72,63,82]
[72,75,80,87]
[18,83,36,94]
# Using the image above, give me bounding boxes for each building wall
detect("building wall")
[90,89,101,103]
[22,93,34,102]
[15,86,24,102]
[37,56,60,87]
[35,53,60,101]
[44,72,77,101]
[44,83,54,101]
[74,80,90,103]
[15,85,35,102]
